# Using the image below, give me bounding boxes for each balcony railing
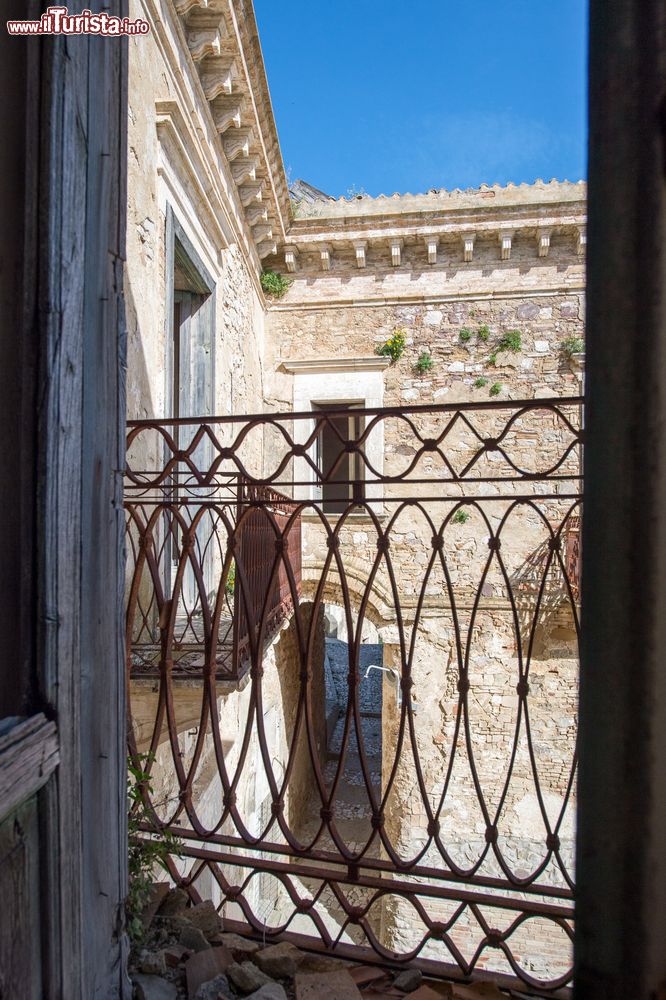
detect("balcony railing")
[125,398,582,997]
[125,472,302,681]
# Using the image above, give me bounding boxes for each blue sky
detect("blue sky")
[253,1,588,198]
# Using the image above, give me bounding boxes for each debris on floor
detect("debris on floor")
[129,887,533,1000]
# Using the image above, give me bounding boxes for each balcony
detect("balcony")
[125,475,302,683]
[125,397,582,997]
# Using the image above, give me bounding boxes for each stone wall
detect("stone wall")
[125,0,268,431]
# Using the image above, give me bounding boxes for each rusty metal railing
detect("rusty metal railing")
[124,398,582,997]
[124,473,302,681]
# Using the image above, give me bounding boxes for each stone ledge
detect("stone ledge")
[281,356,391,374]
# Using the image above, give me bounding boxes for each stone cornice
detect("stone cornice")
[270,285,586,313]
[269,210,587,272]
[277,182,587,271]
[283,205,586,243]
[168,0,290,262]
[281,356,391,374]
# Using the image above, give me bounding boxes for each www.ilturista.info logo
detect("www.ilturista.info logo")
[7,6,150,35]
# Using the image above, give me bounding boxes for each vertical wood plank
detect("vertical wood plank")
[80,28,130,999]
[0,798,42,1000]
[34,18,130,1000]
[164,208,175,420]
[37,34,88,999]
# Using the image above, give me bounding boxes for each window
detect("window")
[164,208,216,604]
[284,357,389,510]
[165,207,215,422]
[312,402,364,513]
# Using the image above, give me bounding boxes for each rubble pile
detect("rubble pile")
[130,888,538,1000]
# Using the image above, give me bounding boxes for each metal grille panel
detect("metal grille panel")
[125,398,582,996]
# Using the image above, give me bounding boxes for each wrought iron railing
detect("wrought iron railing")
[125,472,302,681]
[124,398,582,997]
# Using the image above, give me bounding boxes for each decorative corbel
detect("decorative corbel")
[390,238,403,267]
[223,128,252,161]
[354,241,367,269]
[257,240,278,259]
[537,228,552,257]
[231,157,258,185]
[284,246,298,273]
[175,0,207,17]
[425,236,438,265]
[462,232,476,263]
[320,245,331,271]
[576,225,587,256]
[244,202,268,226]
[212,100,242,134]
[252,224,273,244]
[199,57,237,100]
[186,28,221,62]
[499,230,514,261]
[239,182,262,206]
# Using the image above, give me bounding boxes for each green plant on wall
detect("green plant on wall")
[452,508,470,525]
[561,335,585,358]
[474,377,489,388]
[127,755,182,944]
[488,352,497,366]
[260,269,290,298]
[459,328,473,343]
[415,351,434,374]
[489,382,503,397]
[477,324,490,342]
[498,329,522,352]
[376,328,407,363]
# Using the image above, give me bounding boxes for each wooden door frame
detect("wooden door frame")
[0,11,130,997]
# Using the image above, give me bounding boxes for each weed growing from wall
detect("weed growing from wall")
[376,328,407,363]
[261,269,290,297]
[498,330,522,352]
[415,351,434,374]
[561,336,584,358]
[452,509,470,525]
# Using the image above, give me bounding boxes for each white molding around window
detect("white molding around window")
[282,356,390,375]
[288,358,386,508]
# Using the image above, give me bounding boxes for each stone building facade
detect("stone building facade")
[125,0,584,986]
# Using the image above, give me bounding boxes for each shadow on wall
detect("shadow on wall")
[125,274,159,420]
[272,601,327,832]
[509,538,580,659]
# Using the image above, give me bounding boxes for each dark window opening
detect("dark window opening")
[313,403,364,513]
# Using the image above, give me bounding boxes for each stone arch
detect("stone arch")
[300,563,394,636]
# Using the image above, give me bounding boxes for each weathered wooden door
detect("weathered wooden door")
[0,13,128,999]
